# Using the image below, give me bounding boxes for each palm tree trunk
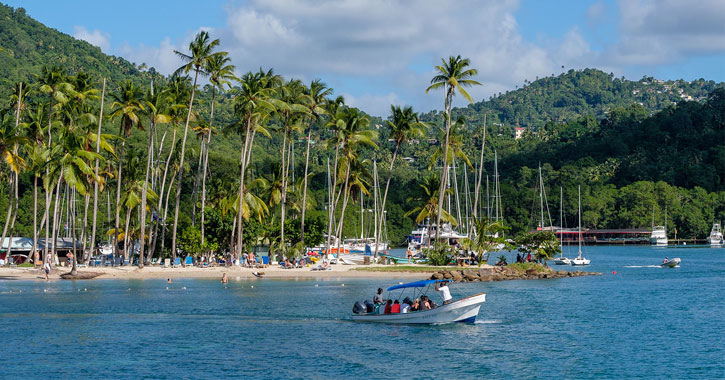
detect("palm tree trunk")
[172,69,199,266]
[375,142,400,257]
[280,128,289,255]
[435,87,453,242]
[81,194,89,263]
[201,89,216,248]
[70,191,79,275]
[300,128,312,243]
[0,174,14,264]
[5,173,19,263]
[325,144,340,254]
[114,141,125,264]
[123,206,132,264]
[51,172,64,266]
[472,113,487,219]
[335,163,351,255]
[162,167,176,263]
[236,116,252,257]
[139,118,155,268]
[149,125,176,261]
[30,175,39,262]
[191,138,204,226]
[89,78,106,265]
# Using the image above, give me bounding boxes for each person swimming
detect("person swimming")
[221,273,228,284]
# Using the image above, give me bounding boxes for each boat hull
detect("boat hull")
[552,258,571,265]
[352,293,486,324]
[571,258,590,266]
[660,257,681,268]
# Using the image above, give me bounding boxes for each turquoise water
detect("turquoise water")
[1,246,723,379]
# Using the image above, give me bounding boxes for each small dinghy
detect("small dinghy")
[660,258,680,268]
[351,279,485,324]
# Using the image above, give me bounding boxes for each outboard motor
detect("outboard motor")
[364,300,375,313]
[353,301,367,314]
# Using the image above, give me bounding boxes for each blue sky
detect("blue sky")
[6,0,725,116]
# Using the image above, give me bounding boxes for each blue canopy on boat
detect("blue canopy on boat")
[387,279,450,291]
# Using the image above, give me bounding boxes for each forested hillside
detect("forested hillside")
[0,3,722,259]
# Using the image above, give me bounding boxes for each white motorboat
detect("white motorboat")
[660,257,681,268]
[571,186,590,266]
[351,280,486,324]
[650,226,668,246]
[707,223,724,246]
[553,257,571,265]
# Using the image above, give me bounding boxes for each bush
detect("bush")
[425,243,451,266]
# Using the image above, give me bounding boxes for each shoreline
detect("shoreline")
[0,264,431,281]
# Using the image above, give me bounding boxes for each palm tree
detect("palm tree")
[426,55,480,241]
[0,110,27,258]
[270,79,310,256]
[374,105,426,257]
[200,52,235,250]
[404,174,456,248]
[465,217,508,265]
[139,84,170,266]
[231,69,279,256]
[89,78,107,266]
[172,30,221,263]
[300,80,331,244]
[109,80,145,264]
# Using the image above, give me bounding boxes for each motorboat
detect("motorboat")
[660,257,681,268]
[552,257,571,265]
[650,226,668,246]
[351,279,486,324]
[707,223,724,246]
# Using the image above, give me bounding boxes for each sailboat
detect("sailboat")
[552,187,571,265]
[570,186,590,266]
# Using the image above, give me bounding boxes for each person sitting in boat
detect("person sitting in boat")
[435,281,453,305]
[411,298,420,311]
[391,300,401,313]
[374,288,384,305]
[384,299,393,314]
[420,296,432,310]
[663,257,669,264]
[400,300,410,313]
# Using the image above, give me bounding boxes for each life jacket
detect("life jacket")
[391,303,401,313]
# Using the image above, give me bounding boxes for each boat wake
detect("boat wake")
[474,320,502,324]
[623,265,662,268]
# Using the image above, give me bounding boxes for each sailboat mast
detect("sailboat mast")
[539,165,544,229]
[559,187,563,257]
[578,185,582,256]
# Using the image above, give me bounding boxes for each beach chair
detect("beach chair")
[262,256,269,266]
[173,257,181,267]
[184,256,193,266]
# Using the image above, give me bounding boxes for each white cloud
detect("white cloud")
[342,92,404,118]
[73,26,110,52]
[612,0,725,65]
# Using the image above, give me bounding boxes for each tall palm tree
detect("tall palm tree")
[426,55,480,241]
[270,79,310,255]
[300,80,331,244]
[89,78,107,266]
[109,80,145,264]
[172,30,221,263]
[0,110,27,258]
[200,52,235,249]
[139,84,170,266]
[374,105,427,257]
[231,69,279,256]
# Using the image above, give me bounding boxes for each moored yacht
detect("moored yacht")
[707,223,724,246]
[650,226,668,246]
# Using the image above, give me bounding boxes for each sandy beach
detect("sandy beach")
[0,264,433,281]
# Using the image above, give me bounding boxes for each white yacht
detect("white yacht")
[650,226,668,246]
[571,186,590,266]
[708,223,724,246]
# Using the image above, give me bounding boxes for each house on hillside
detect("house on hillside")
[514,127,526,139]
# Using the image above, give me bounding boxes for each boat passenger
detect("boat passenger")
[401,301,410,313]
[374,288,384,305]
[663,257,669,264]
[411,298,420,311]
[384,299,393,314]
[391,300,401,313]
[436,281,453,305]
[421,296,431,310]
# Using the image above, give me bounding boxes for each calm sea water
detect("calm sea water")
[1,246,723,379]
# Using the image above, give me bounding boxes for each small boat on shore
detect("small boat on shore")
[660,258,681,268]
[351,279,486,324]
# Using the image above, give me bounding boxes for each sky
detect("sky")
[6,0,725,116]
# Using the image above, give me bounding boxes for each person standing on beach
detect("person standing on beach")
[43,254,51,281]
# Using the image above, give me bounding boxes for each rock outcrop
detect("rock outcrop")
[430,266,599,282]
